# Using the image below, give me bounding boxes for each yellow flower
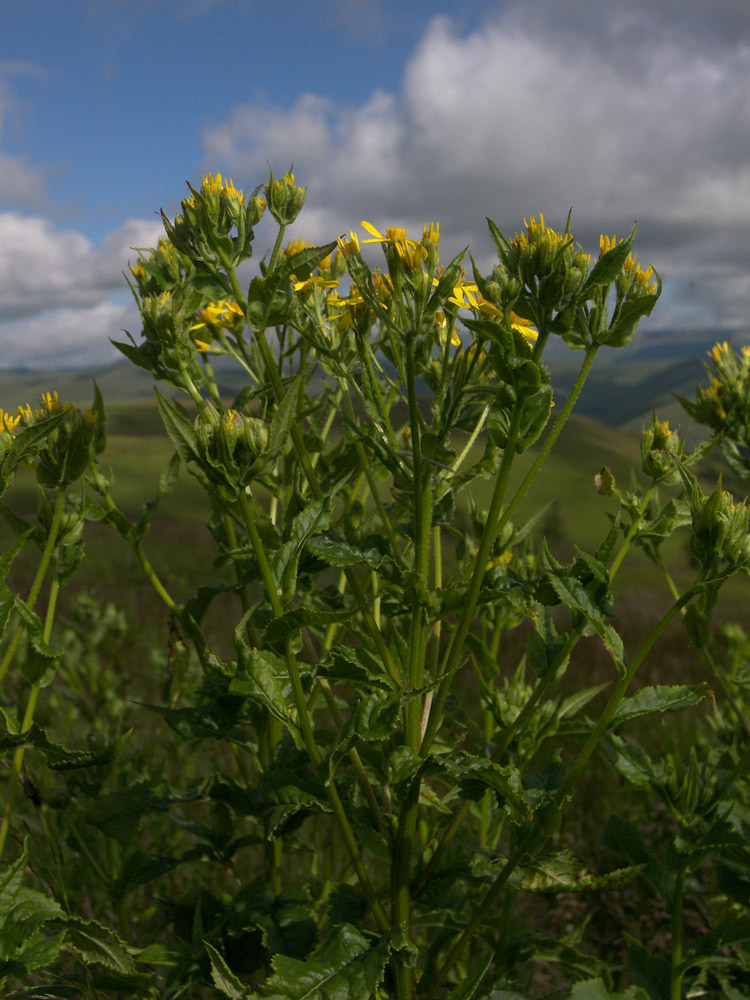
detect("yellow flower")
[622,252,657,295]
[709,340,732,365]
[40,391,72,416]
[293,275,339,293]
[191,300,244,332]
[361,221,411,246]
[283,238,313,258]
[509,312,538,342]
[0,409,20,434]
[435,311,462,347]
[200,172,243,201]
[599,234,621,256]
[336,231,361,259]
[394,239,426,271]
[422,222,440,247]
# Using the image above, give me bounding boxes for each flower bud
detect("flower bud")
[641,415,681,483]
[265,168,306,225]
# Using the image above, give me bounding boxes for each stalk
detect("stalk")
[0,566,61,862]
[238,490,388,932]
[658,556,750,739]
[670,866,686,1000]
[426,581,702,995]
[0,487,67,686]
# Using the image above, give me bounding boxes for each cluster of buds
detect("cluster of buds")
[195,405,270,493]
[14,391,102,489]
[640,414,683,484]
[689,340,750,433]
[190,299,245,351]
[504,214,591,314]
[128,237,188,297]
[688,479,750,574]
[165,172,266,267]
[615,249,659,302]
[265,168,306,226]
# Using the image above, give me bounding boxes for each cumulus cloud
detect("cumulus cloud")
[0,301,137,369]
[203,0,750,328]
[0,214,163,321]
[0,212,163,369]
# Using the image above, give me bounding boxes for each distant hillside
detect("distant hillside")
[0,326,746,432]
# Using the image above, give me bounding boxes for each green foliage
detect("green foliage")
[1,168,749,1000]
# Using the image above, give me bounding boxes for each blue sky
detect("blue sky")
[2,0,750,368]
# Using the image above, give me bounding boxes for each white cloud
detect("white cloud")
[0,213,163,320]
[203,2,750,327]
[0,301,137,369]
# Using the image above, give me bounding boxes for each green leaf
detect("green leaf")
[268,372,304,461]
[154,389,201,465]
[248,923,387,1000]
[0,724,131,770]
[425,247,467,319]
[526,611,569,678]
[205,940,247,999]
[600,733,657,788]
[610,684,707,727]
[84,781,169,843]
[582,225,636,295]
[625,935,670,1000]
[516,850,644,893]
[262,606,356,653]
[13,596,63,687]
[274,500,329,604]
[307,532,382,569]
[442,952,492,1000]
[570,979,650,999]
[603,282,661,349]
[231,631,298,739]
[276,241,338,282]
[55,915,135,974]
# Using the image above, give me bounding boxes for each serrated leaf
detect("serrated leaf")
[154,389,201,465]
[516,850,644,893]
[625,935,670,1000]
[307,532,382,569]
[55,915,135,974]
[442,952,492,1000]
[274,500,329,604]
[610,684,707,727]
[205,940,247,999]
[248,923,387,1000]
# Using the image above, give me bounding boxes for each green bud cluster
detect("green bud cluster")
[689,481,750,573]
[678,339,750,479]
[162,172,265,269]
[265,167,306,226]
[195,405,270,493]
[16,391,102,489]
[640,414,682,484]
[504,215,590,314]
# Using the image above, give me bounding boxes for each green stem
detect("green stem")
[658,557,750,739]
[427,581,701,995]
[420,398,527,754]
[670,866,686,1000]
[238,489,388,932]
[340,386,405,570]
[497,343,599,540]
[0,571,61,863]
[555,582,702,805]
[96,479,178,614]
[0,487,67,686]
